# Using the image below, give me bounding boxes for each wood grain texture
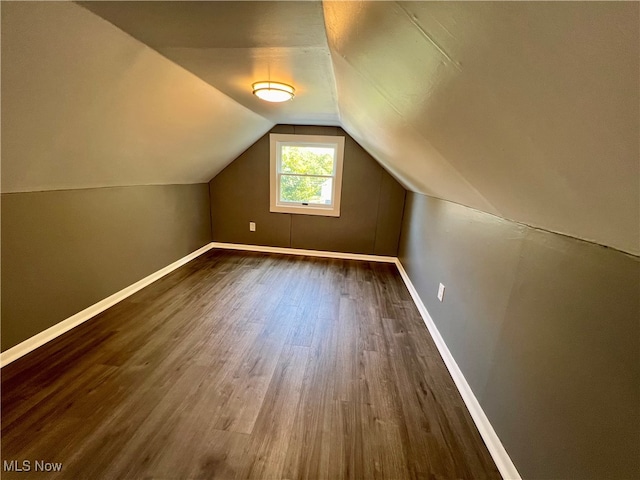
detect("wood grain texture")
[1,249,500,479]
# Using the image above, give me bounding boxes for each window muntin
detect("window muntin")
[270,134,345,217]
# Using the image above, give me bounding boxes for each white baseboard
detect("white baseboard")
[213,242,520,478]
[394,259,521,480]
[1,240,519,479]
[210,242,397,263]
[0,243,216,368]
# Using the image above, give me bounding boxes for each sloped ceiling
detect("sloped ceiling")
[323,1,639,255]
[2,1,638,254]
[1,1,273,192]
[78,1,340,126]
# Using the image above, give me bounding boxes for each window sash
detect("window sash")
[270,133,345,217]
[276,145,337,206]
[278,174,334,205]
[277,173,333,179]
[278,145,337,175]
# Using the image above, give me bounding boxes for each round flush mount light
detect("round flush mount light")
[252,81,295,102]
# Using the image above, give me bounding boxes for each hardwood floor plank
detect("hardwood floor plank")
[326,400,363,480]
[240,345,310,480]
[211,303,296,434]
[334,297,358,403]
[359,400,411,480]
[2,250,500,479]
[281,305,338,480]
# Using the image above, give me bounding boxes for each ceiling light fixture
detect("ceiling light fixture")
[252,81,295,102]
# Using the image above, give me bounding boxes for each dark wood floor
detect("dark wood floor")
[1,249,500,480]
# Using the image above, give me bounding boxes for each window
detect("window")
[270,133,345,217]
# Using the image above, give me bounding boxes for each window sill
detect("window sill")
[270,204,340,217]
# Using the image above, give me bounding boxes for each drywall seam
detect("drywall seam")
[371,168,384,254]
[394,258,522,480]
[326,42,499,217]
[0,243,216,368]
[210,242,397,263]
[396,2,461,71]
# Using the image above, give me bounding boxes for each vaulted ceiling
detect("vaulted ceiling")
[2,1,638,254]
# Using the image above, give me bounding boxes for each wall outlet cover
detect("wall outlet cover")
[438,283,445,302]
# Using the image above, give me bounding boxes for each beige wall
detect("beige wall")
[1,1,271,194]
[209,125,406,256]
[326,2,640,255]
[399,192,640,479]
[1,184,212,351]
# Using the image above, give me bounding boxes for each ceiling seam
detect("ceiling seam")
[395,1,462,72]
[320,0,343,125]
[330,47,498,215]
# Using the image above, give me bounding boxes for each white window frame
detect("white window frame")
[269,133,345,217]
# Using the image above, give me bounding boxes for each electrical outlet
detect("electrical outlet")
[437,283,445,302]
[249,222,256,232]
